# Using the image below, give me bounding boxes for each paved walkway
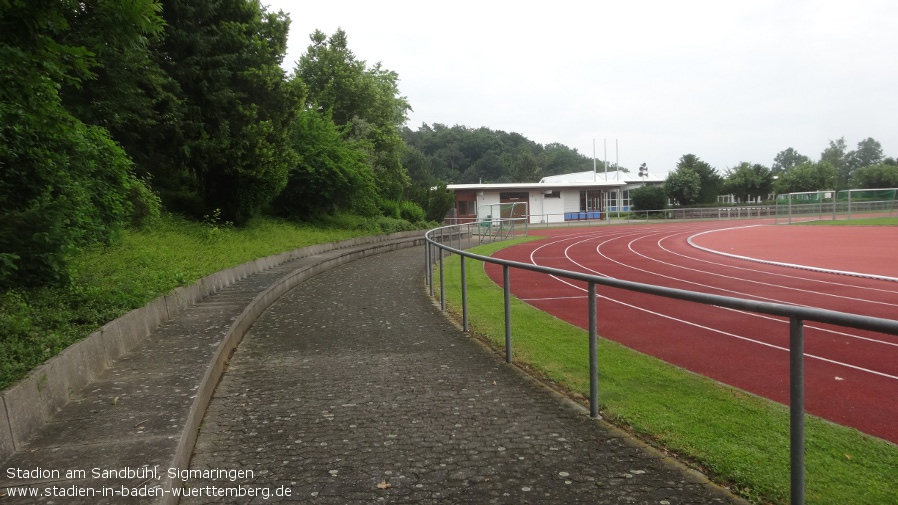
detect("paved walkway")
[182,246,746,504]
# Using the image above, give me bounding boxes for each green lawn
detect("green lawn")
[798,217,898,226]
[435,237,898,504]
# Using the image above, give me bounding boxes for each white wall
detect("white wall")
[475,193,501,220]
[530,194,565,223]
[562,190,581,213]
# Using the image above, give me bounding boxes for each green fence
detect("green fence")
[775,188,897,223]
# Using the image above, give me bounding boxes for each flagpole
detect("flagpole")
[593,139,596,182]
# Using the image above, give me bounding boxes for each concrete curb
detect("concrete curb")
[0,231,424,467]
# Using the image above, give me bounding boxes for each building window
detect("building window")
[621,189,631,210]
[544,190,561,198]
[607,191,618,207]
[499,192,529,201]
[458,200,476,215]
[579,190,602,211]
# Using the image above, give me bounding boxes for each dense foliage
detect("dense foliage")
[723,163,774,203]
[0,0,162,288]
[273,109,378,218]
[402,124,614,184]
[666,139,896,206]
[0,4,432,288]
[154,0,300,224]
[630,185,668,211]
[665,164,702,206]
[296,29,411,202]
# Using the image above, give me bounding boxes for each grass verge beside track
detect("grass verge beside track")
[435,236,898,505]
[798,217,898,226]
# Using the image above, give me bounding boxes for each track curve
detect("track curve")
[485,220,898,443]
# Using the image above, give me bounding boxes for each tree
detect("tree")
[772,148,810,174]
[724,163,774,203]
[297,29,411,202]
[773,162,837,194]
[0,0,162,287]
[631,185,667,211]
[156,0,300,224]
[852,164,898,189]
[847,137,884,175]
[675,154,721,204]
[401,147,454,222]
[665,168,701,206]
[513,151,542,182]
[820,137,849,189]
[57,0,180,180]
[272,109,377,218]
[542,143,594,176]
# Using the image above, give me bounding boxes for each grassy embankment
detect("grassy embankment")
[434,234,898,505]
[0,212,421,390]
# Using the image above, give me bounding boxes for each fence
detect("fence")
[775,188,898,224]
[424,219,898,505]
[445,194,898,228]
[446,204,776,227]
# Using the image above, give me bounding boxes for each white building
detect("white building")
[447,170,664,224]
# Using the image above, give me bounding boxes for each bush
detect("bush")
[126,177,162,228]
[379,199,402,219]
[399,201,426,223]
[0,101,155,288]
[631,185,668,211]
[273,110,379,220]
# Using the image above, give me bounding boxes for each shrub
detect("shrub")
[379,199,402,219]
[399,201,426,223]
[0,102,154,288]
[631,185,668,211]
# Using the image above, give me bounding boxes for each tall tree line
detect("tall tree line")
[401,123,620,185]
[663,138,896,207]
[0,2,426,288]
[1,0,165,287]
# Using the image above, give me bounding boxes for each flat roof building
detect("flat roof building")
[447,170,664,224]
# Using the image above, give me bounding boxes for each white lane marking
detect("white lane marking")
[490,225,898,379]
[536,270,898,382]
[687,226,898,283]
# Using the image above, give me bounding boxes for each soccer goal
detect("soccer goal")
[475,202,528,242]
[775,188,897,223]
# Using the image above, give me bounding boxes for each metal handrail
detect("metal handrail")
[424,220,898,505]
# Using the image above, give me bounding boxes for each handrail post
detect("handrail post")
[588,282,599,418]
[461,255,469,332]
[439,247,445,311]
[790,316,806,505]
[427,241,434,296]
[503,265,512,363]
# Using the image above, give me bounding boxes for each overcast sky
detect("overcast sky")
[263,0,897,176]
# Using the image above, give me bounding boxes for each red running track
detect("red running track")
[485,220,898,443]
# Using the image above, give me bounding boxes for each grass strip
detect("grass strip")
[435,236,898,504]
[797,217,898,226]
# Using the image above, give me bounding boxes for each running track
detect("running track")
[484,220,898,443]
